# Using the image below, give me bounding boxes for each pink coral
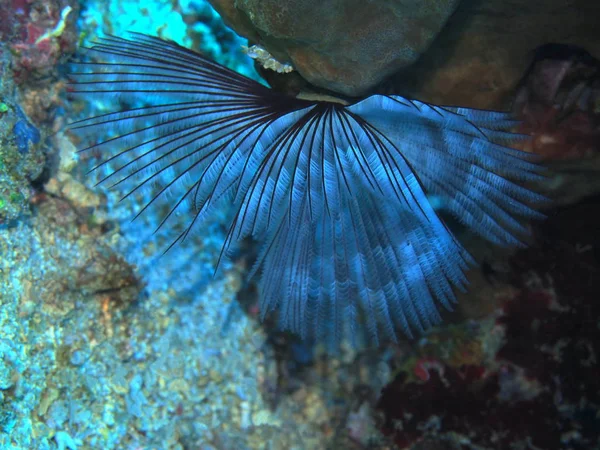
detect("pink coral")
[3,0,77,82]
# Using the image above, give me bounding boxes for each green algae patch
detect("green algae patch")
[0,105,45,223]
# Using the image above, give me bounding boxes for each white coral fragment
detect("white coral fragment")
[243,45,294,73]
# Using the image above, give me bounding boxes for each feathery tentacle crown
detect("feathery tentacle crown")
[68,33,545,345]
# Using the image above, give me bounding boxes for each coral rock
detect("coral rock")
[392,0,600,109]
[378,196,600,450]
[208,0,460,96]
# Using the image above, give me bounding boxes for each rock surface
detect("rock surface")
[210,0,600,107]
[391,0,600,109]
[208,0,460,97]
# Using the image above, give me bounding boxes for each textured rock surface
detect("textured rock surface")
[391,0,600,109]
[210,0,600,107]
[378,194,600,450]
[513,44,600,207]
[208,0,460,97]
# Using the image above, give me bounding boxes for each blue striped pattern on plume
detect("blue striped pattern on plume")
[67,33,545,344]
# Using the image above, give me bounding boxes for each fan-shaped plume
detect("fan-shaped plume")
[67,33,546,345]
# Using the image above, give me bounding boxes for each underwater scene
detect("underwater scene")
[1,0,599,449]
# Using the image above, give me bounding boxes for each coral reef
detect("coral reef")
[0,98,44,224]
[0,0,80,225]
[377,194,600,450]
[3,130,389,448]
[1,0,598,449]
[0,0,78,84]
[514,44,600,206]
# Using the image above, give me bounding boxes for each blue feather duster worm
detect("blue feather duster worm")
[68,33,545,345]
